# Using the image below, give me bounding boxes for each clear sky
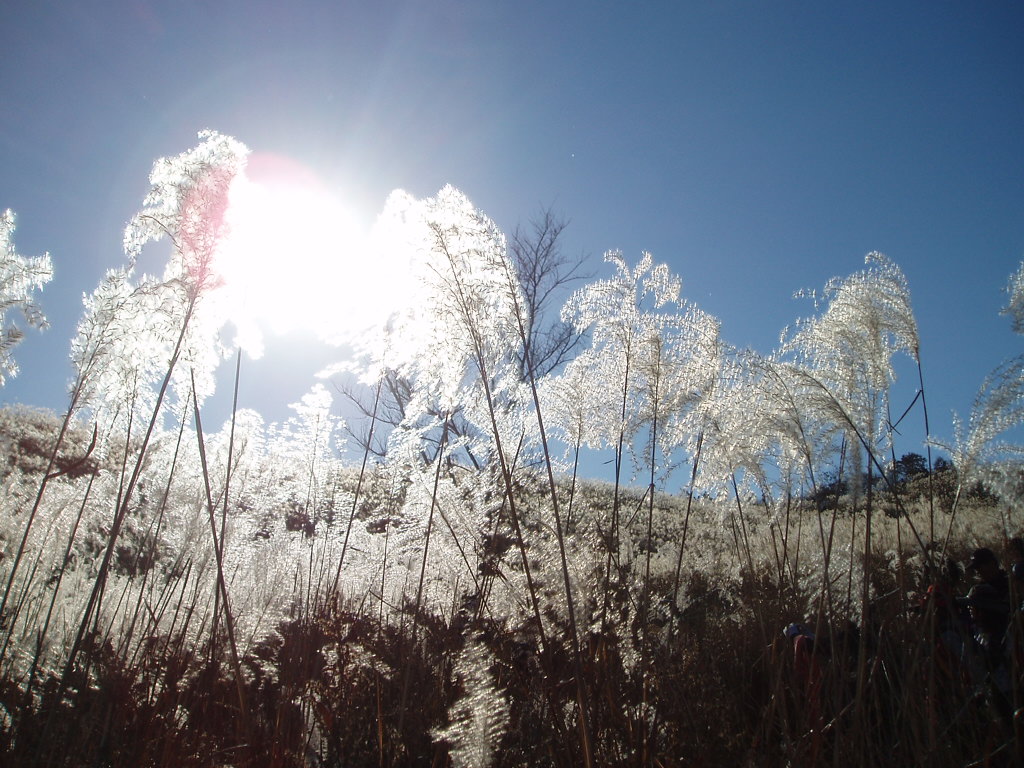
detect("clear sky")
[1,1,1022,473]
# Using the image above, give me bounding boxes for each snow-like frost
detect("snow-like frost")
[0,209,53,385]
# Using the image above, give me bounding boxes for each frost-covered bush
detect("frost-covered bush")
[0,209,52,386]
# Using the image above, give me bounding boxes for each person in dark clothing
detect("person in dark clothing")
[960,548,1011,648]
[962,583,1010,657]
[965,547,1010,598]
[958,549,1014,728]
[917,558,972,678]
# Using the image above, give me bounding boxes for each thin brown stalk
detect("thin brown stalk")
[503,256,595,768]
[26,471,96,691]
[61,295,200,689]
[0,412,95,670]
[119,403,190,662]
[601,343,632,630]
[331,374,384,598]
[670,430,704,609]
[191,373,252,761]
[397,415,450,735]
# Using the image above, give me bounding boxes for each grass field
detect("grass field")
[0,403,1020,767]
[2,132,1023,766]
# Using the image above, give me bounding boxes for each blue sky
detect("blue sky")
[2,1,1022,476]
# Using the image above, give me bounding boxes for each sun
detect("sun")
[216,155,396,353]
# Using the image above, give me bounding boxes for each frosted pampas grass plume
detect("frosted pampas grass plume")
[0,209,53,385]
[432,639,510,768]
[123,130,248,289]
[1002,260,1024,335]
[930,355,1024,491]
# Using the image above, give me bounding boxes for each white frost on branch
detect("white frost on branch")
[930,355,1024,489]
[0,209,53,385]
[1003,260,1024,335]
[778,252,919,479]
[71,131,251,421]
[432,640,510,768]
[123,130,248,290]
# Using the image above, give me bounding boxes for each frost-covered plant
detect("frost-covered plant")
[432,639,509,768]
[124,131,246,287]
[342,188,533,477]
[560,253,668,557]
[0,209,53,386]
[267,385,342,508]
[1002,260,1024,335]
[698,352,843,505]
[560,251,723,489]
[59,132,250,683]
[561,253,719,621]
[779,253,919,494]
[345,188,547,611]
[71,269,175,431]
[562,252,680,456]
[352,188,521,419]
[122,129,249,408]
[930,356,1024,511]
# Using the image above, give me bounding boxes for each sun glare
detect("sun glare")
[217,158,401,354]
